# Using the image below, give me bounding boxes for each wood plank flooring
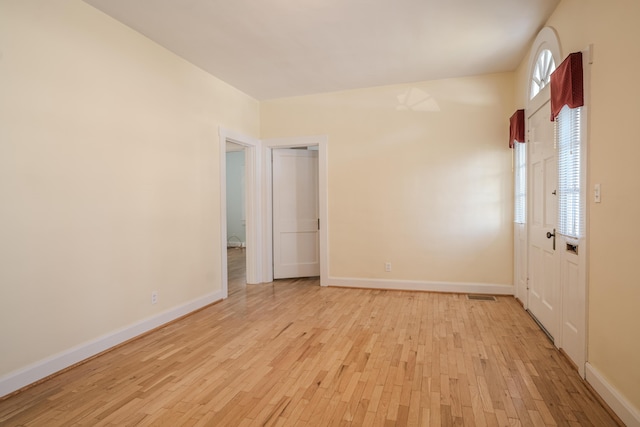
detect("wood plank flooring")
[227,247,247,297]
[0,250,619,426]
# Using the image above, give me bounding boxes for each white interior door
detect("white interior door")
[527,99,560,341]
[272,148,320,279]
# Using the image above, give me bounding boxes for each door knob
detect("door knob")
[546,228,556,250]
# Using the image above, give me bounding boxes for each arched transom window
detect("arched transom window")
[530,49,556,99]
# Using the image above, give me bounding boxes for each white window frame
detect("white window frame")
[530,49,556,100]
[514,141,526,224]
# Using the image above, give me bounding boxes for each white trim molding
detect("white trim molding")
[586,363,640,427]
[0,291,224,399]
[328,277,514,295]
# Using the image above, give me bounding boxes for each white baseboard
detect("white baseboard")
[327,277,514,295]
[0,291,224,399]
[586,362,640,427]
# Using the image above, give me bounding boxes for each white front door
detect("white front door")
[527,98,560,340]
[272,148,320,279]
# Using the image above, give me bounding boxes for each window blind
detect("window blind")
[514,141,526,224]
[556,105,582,239]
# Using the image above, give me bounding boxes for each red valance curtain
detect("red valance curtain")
[509,109,525,148]
[550,52,584,121]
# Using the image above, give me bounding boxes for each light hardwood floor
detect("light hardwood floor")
[0,250,620,426]
[227,247,247,298]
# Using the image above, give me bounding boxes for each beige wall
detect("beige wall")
[262,74,515,285]
[0,0,259,377]
[515,0,640,412]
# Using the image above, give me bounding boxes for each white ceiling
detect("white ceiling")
[84,0,559,100]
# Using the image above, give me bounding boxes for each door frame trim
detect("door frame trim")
[263,136,329,286]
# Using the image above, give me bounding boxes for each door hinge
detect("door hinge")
[318,218,320,230]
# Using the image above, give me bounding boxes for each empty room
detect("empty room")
[1,0,639,425]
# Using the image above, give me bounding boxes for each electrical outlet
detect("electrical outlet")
[151,291,158,305]
[385,262,392,272]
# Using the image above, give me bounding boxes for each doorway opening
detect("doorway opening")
[219,128,262,299]
[225,142,247,296]
[263,136,328,286]
[515,27,588,377]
